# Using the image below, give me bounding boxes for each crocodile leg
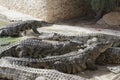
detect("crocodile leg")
[86,59,98,70]
[31,26,40,35]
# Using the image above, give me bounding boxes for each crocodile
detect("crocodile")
[0,33,116,57]
[2,42,119,73]
[0,59,84,80]
[1,33,119,58]
[0,20,53,37]
[39,33,105,41]
[96,47,120,64]
[38,32,120,47]
[16,38,82,58]
[0,33,107,58]
[0,38,81,58]
[3,37,113,74]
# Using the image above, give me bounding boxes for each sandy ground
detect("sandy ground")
[0,5,120,80]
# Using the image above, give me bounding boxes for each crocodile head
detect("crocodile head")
[91,40,113,60]
[97,41,113,53]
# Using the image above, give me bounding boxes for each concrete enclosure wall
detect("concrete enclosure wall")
[0,0,87,22]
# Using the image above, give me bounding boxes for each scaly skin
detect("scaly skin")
[39,33,105,41]
[0,38,81,58]
[1,33,103,58]
[2,38,113,74]
[1,33,119,58]
[16,38,82,58]
[39,33,120,47]
[0,61,84,80]
[96,47,120,64]
[96,47,120,74]
[0,33,119,75]
[0,20,53,37]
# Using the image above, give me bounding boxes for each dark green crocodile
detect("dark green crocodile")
[0,20,53,37]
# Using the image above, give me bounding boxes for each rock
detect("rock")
[0,0,87,22]
[97,12,120,26]
[97,19,107,26]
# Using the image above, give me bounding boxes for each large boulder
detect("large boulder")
[97,11,120,26]
[0,0,87,22]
